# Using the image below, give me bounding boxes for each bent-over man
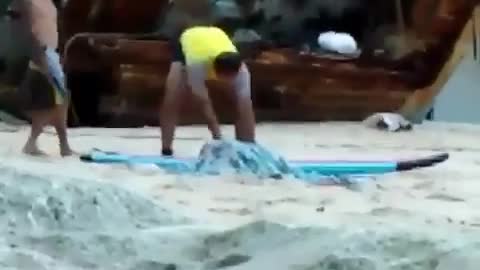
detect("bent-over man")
[160,26,256,156]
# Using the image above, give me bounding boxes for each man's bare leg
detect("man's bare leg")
[160,62,186,155]
[53,103,73,156]
[23,110,51,156]
[235,97,256,142]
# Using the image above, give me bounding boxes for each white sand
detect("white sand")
[0,121,479,269]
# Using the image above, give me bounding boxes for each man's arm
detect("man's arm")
[186,64,222,139]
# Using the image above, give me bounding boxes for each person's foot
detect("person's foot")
[60,147,75,157]
[162,148,173,157]
[23,144,47,156]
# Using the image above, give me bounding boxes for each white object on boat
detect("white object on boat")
[317,31,358,55]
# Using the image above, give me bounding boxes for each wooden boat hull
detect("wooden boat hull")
[59,0,476,127]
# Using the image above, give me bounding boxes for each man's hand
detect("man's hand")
[202,99,222,140]
[186,64,222,140]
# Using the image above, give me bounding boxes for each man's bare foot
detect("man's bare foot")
[23,145,47,156]
[60,147,75,157]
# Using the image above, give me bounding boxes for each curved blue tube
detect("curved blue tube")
[87,152,195,172]
[293,162,397,175]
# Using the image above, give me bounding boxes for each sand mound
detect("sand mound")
[200,221,480,270]
[0,165,193,269]
[5,160,478,270]
[0,165,189,232]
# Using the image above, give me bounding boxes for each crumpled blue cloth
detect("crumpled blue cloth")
[194,140,292,179]
[190,140,363,185]
[45,47,67,96]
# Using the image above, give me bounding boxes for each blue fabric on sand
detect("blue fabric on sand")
[86,140,366,185]
[191,140,359,185]
[194,140,292,178]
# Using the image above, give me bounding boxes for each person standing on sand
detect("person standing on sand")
[160,26,256,156]
[7,0,73,156]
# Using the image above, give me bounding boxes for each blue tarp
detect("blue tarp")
[87,140,374,185]
[83,140,447,185]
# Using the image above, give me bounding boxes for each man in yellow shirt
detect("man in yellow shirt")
[161,26,256,156]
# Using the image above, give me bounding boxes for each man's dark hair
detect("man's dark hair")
[213,52,243,75]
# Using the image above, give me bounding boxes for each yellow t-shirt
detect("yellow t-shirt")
[180,26,237,80]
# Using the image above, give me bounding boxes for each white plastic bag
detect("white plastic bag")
[363,113,413,132]
[317,31,358,55]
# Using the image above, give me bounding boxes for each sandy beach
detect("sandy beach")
[0,121,479,269]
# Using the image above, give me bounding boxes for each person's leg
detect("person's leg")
[161,33,188,155]
[23,110,51,156]
[234,96,256,142]
[21,63,73,156]
[20,66,51,156]
[233,66,256,142]
[52,101,73,156]
[47,46,74,156]
[160,62,186,155]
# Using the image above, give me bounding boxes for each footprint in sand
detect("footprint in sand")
[370,193,382,203]
[319,198,335,205]
[213,197,240,203]
[208,208,252,216]
[370,207,412,217]
[425,193,465,202]
[412,180,435,190]
[263,197,300,206]
[210,254,251,269]
[177,200,189,205]
[158,183,194,192]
